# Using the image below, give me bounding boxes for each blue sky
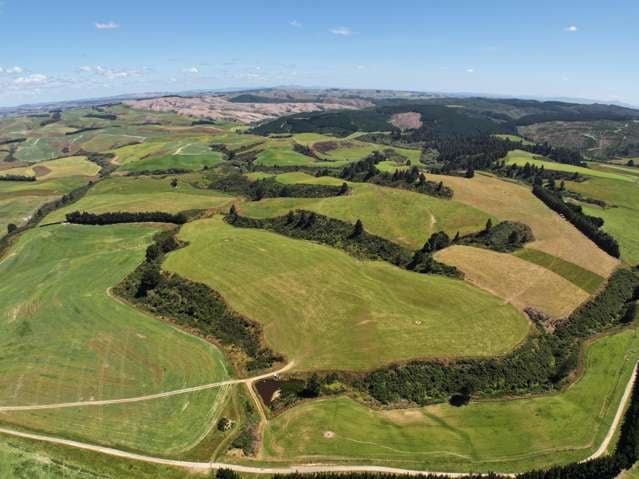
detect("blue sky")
[0,0,637,107]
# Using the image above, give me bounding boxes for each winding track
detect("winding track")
[0,362,295,412]
[0,363,635,476]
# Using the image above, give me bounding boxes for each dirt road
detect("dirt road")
[0,426,506,477]
[0,362,294,412]
[0,363,635,476]
[584,361,638,461]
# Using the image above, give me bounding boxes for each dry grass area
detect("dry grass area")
[390,112,423,130]
[435,245,590,318]
[125,96,363,123]
[429,172,619,277]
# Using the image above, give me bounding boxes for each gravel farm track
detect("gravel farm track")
[0,362,635,477]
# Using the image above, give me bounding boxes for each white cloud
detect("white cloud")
[95,21,119,30]
[182,67,199,73]
[289,19,302,28]
[79,65,143,79]
[0,66,25,74]
[14,74,48,85]
[565,25,578,32]
[330,26,353,36]
[466,68,475,73]
[356,65,365,70]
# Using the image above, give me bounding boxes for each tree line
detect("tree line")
[490,161,581,185]
[318,152,453,199]
[114,229,282,372]
[226,208,461,278]
[0,174,36,182]
[208,173,348,201]
[66,210,188,225]
[532,184,620,258]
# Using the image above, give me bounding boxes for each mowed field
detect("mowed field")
[120,152,225,172]
[0,176,91,233]
[260,327,639,473]
[240,172,492,250]
[428,172,619,277]
[0,224,230,453]
[2,156,99,179]
[164,217,529,372]
[512,248,605,294]
[435,245,590,317]
[46,175,236,223]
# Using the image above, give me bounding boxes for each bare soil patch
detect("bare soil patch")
[125,96,362,124]
[32,165,51,177]
[314,141,343,153]
[390,112,423,130]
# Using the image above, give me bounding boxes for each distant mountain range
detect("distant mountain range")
[1,86,637,118]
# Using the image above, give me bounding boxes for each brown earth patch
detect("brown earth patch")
[32,165,51,177]
[313,141,341,153]
[390,112,423,130]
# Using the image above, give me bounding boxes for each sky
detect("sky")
[0,0,638,107]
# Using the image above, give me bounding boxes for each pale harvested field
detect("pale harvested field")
[435,245,590,318]
[125,96,364,124]
[429,173,619,277]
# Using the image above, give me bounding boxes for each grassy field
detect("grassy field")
[260,326,639,473]
[111,142,168,165]
[505,149,636,182]
[120,152,225,172]
[314,139,421,164]
[428,172,619,277]
[0,195,58,234]
[0,439,98,479]
[254,147,316,167]
[565,177,639,265]
[0,176,89,197]
[2,156,99,179]
[14,137,62,163]
[435,245,590,318]
[240,172,492,250]
[0,175,92,234]
[512,248,605,293]
[80,133,144,152]
[164,217,529,372]
[0,224,230,454]
[292,133,339,146]
[0,434,191,479]
[46,175,236,223]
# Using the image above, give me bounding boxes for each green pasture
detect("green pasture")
[3,156,99,179]
[240,172,492,250]
[315,139,421,164]
[14,137,62,163]
[164,217,529,372]
[566,177,639,264]
[0,224,230,454]
[505,149,636,182]
[0,195,58,233]
[254,147,316,167]
[261,327,639,472]
[46,175,235,223]
[120,152,225,172]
